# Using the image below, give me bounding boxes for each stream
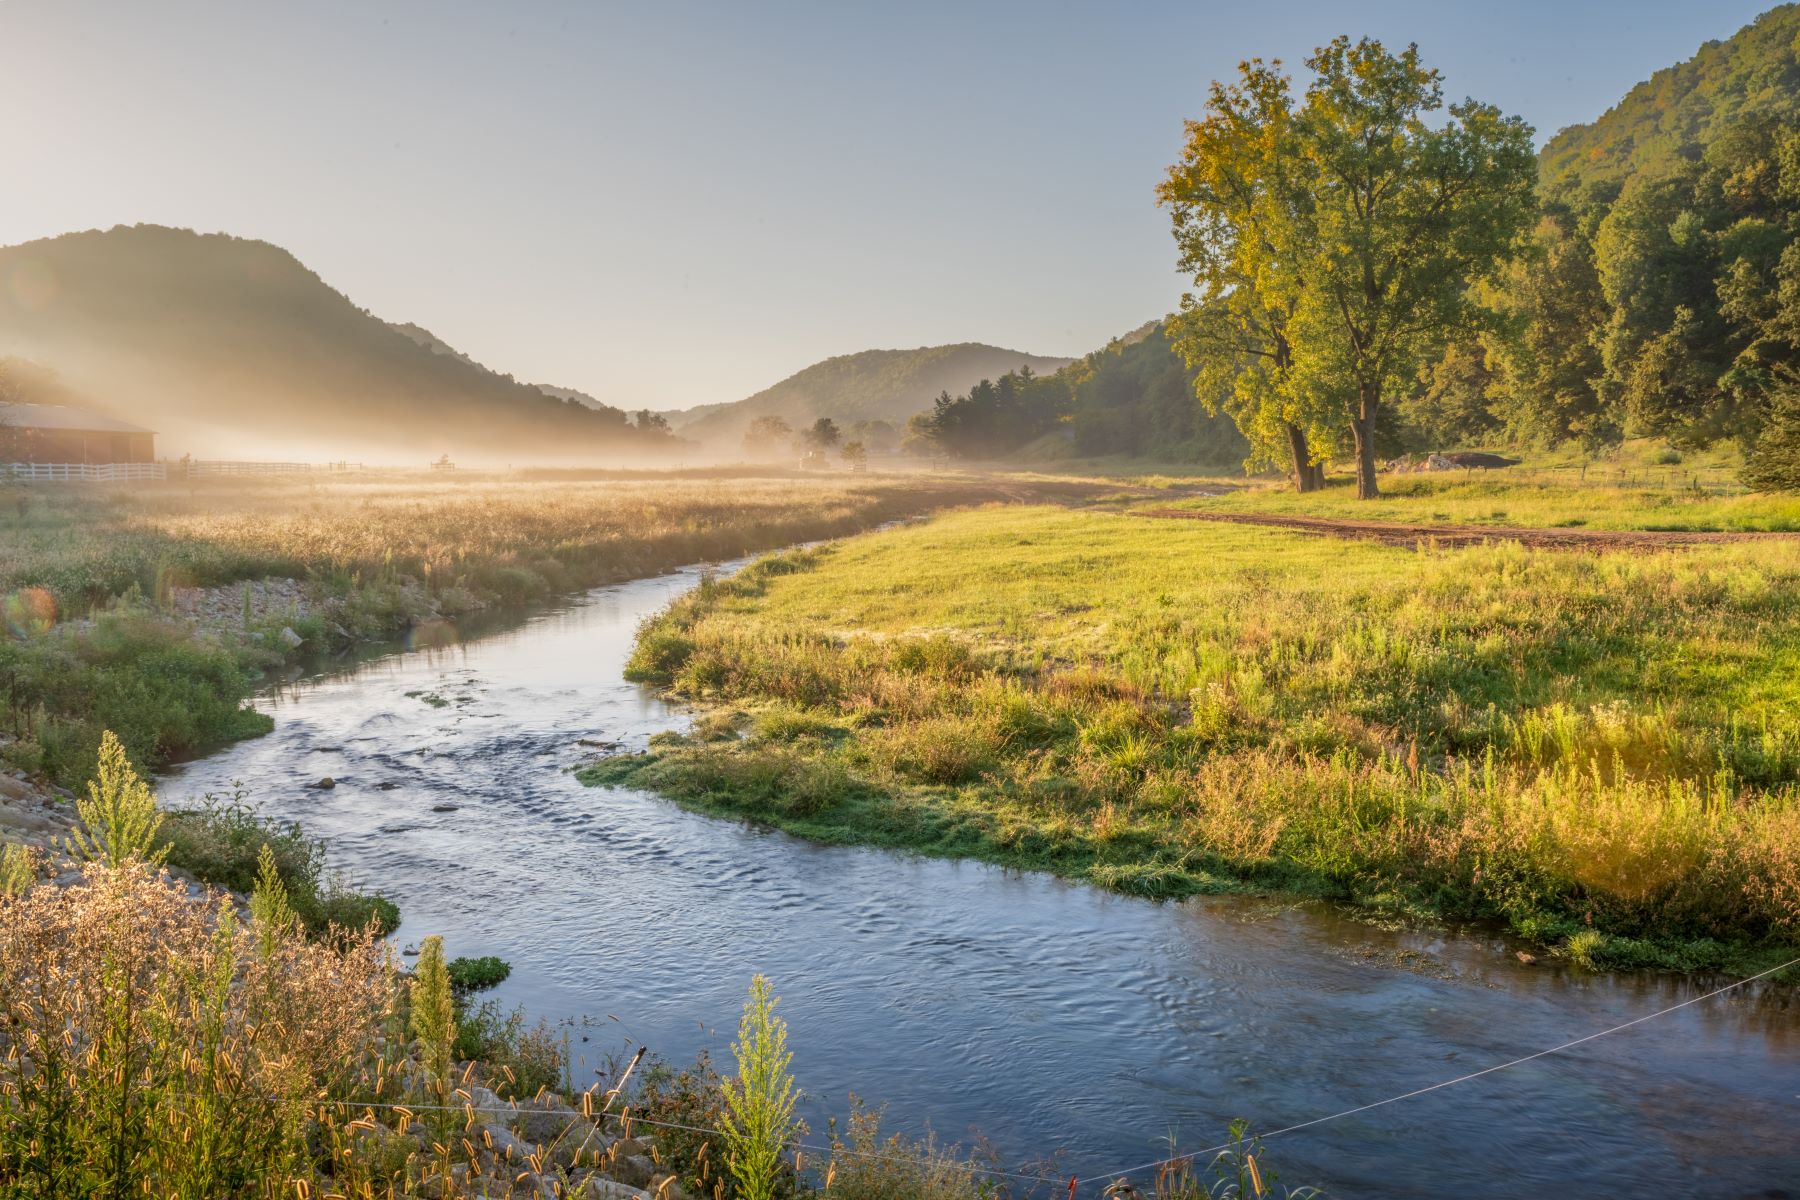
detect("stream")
[164,562,1800,1198]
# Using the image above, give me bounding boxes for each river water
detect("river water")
[164,563,1800,1198]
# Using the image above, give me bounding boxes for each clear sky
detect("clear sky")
[0,1,1777,409]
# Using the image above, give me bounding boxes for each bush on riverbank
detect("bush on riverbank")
[157,789,400,936]
[588,506,1800,974]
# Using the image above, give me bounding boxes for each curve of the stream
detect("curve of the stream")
[164,562,1800,1198]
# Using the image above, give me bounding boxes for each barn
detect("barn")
[0,404,156,464]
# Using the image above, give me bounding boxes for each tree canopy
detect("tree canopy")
[1164,38,1537,497]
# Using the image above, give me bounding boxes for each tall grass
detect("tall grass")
[0,470,1110,787]
[592,506,1800,972]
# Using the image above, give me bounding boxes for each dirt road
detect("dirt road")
[1133,507,1797,550]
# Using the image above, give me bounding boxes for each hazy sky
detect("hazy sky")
[0,1,1776,409]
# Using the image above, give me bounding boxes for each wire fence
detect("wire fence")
[249,952,1800,1194]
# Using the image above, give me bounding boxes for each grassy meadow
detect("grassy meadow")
[0,468,1115,786]
[1175,466,1800,532]
[590,505,1800,974]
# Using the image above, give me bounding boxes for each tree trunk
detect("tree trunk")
[1351,386,1380,499]
[1285,423,1324,493]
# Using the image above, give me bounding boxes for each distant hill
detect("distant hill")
[670,343,1075,445]
[1540,4,1800,200]
[0,225,673,461]
[386,321,613,412]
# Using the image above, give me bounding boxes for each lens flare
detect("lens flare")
[3,588,57,638]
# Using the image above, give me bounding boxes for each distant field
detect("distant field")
[0,467,1121,786]
[593,505,1800,974]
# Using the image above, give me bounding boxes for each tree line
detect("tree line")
[917,20,1800,494]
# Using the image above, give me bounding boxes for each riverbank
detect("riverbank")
[0,468,1128,788]
[157,541,1800,1196]
[586,505,1800,976]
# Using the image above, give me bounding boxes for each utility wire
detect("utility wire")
[1076,953,1800,1186]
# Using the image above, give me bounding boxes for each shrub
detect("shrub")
[721,975,799,1200]
[159,793,400,937]
[824,1098,988,1200]
[451,999,562,1098]
[447,954,512,995]
[0,864,388,1196]
[67,730,166,868]
[410,935,456,1126]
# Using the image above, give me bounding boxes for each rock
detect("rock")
[375,780,401,791]
[309,777,336,790]
[577,1181,652,1200]
[479,1122,537,1164]
[431,803,460,813]
[1515,951,1538,965]
[612,1155,658,1188]
[511,1096,578,1144]
[0,801,65,836]
[550,1127,615,1171]
[0,775,34,801]
[278,626,305,649]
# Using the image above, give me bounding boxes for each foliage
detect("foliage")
[446,954,513,995]
[634,1050,735,1198]
[449,999,563,1098]
[907,329,1247,467]
[591,506,1800,972]
[410,935,457,1124]
[0,844,35,898]
[67,729,166,868]
[0,863,388,1197]
[157,793,400,937]
[823,1098,991,1200]
[248,842,297,955]
[1164,39,1537,498]
[1744,386,1800,491]
[1159,58,1325,489]
[721,975,800,1200]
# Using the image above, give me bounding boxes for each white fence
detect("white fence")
[186,460,313,476]
[3,462,167,482]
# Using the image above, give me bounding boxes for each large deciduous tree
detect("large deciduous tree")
[1161,60,1328,492]
[1289,38,1538,497]
[1165,40,1536,498]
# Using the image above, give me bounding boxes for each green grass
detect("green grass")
[0,469,1126,787]
[1175,468,1800,531]
[586,506,1800,975]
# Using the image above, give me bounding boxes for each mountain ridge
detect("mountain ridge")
[0,225,671,462]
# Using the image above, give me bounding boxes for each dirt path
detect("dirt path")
[1133,507,1798,550]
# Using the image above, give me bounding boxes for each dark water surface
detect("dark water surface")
[165,564,1800,1198]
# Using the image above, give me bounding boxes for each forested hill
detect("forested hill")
[906,322,1249,466]
[668,343,1074,444]
[1540,4,1800,200]
[0,225,674,461]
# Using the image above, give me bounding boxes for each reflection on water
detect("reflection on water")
[165,565,1800,1198]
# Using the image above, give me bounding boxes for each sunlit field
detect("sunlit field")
[592,505,1800,974]
[0,468,1118,786]
[1175,468,1800,531]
